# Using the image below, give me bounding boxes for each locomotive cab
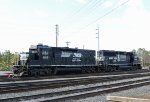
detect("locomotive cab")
[19,52,29,66]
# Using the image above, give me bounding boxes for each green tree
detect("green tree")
[0,51,19,71]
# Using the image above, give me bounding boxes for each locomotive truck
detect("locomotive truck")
[12,44,142,76]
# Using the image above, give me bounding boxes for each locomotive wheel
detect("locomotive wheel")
[131,66,134,70]
[138,65,142,70]
[113,67,117,71]
[54,68,58,75]
[91,67,96,73]
[40,71,47,76]
[97,67,101,73]
[108,66,111,71]
[105,66,109,72]
[28,70,36,76]
[109,66,113,72]
[47,69,52,76]
[84,67,90,73]
[110,66,114,71]
[34,71,39,76]
[133,66,137,70]
[89,67,95,73]
[28,71,32,76]
[81,67,86,74]
[86,69,91,73]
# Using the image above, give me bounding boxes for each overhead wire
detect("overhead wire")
[80,0,106,22]
[74,0,130,33]
[60,0,101,24]
[68,0,98,17]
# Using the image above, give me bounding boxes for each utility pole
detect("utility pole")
[66,41,70,47]
[96,25,100,65]
[96,24,100,51]
[56,24,59,47]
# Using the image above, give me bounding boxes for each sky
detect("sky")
[0,0,150,52]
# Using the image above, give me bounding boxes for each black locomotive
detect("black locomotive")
[97,50,141,72]
[12,44,141,76]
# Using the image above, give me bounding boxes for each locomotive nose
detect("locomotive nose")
[12,67,17,73]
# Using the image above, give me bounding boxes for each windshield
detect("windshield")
[19,53,29,65]
[20,53,29,60]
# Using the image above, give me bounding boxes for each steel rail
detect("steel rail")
[0,72,150,94]
[0,77,150,102]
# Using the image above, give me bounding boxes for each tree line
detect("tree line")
[134,48,150,67]
[0,48,150,71]
[0,51,19,71]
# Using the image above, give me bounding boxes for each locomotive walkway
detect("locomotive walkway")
[0,70,150,102]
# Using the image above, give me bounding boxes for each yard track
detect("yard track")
[0,70,150,101]
[0,69,148,82]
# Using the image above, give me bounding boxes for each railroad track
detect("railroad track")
[0,69,148,82]
[0,71,150,101]
[0,71,150,94]
[40,78,150,102]
[0,76,150,102]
